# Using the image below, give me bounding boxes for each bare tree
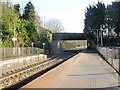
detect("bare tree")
[45,18,64,33]
[35,13,42,29]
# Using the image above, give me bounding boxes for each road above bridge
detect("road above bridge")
[20,50,119,89]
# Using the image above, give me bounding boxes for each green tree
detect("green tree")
[106,1,120,46]
[22,1,37,42]
[115,1,120,46]
[16,19,30,47]
[23,1,35,24]
[37,26,52,52]
[14,4,21,17]
[84,2,106,46]
[1,1,30,47]
[35,13,42,28]
[84,2,106,34]
[2,2,20,47]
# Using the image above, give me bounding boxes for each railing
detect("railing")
[96,46,120,74]
[0,47,44,60]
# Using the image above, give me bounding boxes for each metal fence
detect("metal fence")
[0,54,47,89]
[96,46,120,74]
[0,47,44,60]
[0,54,47,76]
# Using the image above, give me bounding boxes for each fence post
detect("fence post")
[22,47,24,56]
[118,50,120,74]
[4,48,5,58]
[13,47,15,56]
[118,50,120,86]
[111,50,113,65]
[19,47,21,56]
[28,47,30,55]
[106,48,108,61]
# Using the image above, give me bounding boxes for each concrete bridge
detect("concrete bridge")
[52,33,87,40]
[51,33,87,54]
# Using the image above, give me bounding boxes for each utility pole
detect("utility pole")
[97,29,99,46]
[100,25,103,47]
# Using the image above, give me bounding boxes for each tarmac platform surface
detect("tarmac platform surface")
[20,50,119,89]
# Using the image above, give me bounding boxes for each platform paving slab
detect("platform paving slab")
[20,50,119,89]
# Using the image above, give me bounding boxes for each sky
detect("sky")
[11,0,115,33]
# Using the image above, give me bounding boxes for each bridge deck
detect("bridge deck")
[52,33,86,40]
[20,50,119,89]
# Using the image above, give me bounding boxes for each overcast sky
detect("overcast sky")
[11,0,115,33]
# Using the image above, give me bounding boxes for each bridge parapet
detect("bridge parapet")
[52,33,86,40]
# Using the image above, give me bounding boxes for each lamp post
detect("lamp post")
[42,43,45,53]
[31,42,34,54]
[100,24,105,47]
[57,41,60,49]
[12,21,21,55]
[87,27,91,49]
[12,22,17,46]
[104,23,111,46]
[108,25,111,46]
[12,22,17,56]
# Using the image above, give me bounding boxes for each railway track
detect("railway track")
[1,49,83,89]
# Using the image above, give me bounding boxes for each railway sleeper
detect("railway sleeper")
[1,61,43,77]
[0,58,64,89]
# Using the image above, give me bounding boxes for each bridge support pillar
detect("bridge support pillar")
[87,39,96,50]
[51,40,63,54]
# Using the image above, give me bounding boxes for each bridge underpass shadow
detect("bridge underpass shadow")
[82,49,97,54]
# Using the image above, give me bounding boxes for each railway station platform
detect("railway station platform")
[20,50,119,89]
